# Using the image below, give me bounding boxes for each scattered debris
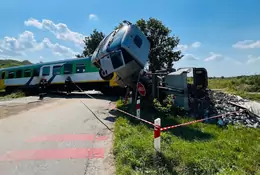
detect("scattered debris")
[209,90,260,128]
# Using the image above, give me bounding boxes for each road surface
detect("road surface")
[0,93,117,175]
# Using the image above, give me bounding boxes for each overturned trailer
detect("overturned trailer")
[91,21,211,117]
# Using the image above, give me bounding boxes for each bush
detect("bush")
[153,94,174,113]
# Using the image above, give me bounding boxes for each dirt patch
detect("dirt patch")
[0,98,58,119]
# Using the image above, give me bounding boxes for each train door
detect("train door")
[50,64,64,84]
[39,65,52,82]
[0,71,6,90]
[39,64,64,84]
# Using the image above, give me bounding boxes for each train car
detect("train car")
[91,21,150,89]
[0,57,125,96]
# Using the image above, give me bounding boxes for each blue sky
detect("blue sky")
[0,0,260,77]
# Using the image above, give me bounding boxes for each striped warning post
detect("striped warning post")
[136,96,140,118]
[154,118,161,152]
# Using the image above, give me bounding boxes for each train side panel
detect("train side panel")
[0,57,125,95]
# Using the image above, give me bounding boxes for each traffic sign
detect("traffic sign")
[137,82,146,96]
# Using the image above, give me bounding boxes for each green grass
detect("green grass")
[113,100,260,175]
[0,91,25,100]
[208,75,260,92]
[188,75,260,101]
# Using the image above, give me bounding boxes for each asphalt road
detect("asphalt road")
[0,93,117,175]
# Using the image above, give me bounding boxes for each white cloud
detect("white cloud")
[183,54,199,61]
[24,18,85,47]
[232,40,260,49]
[0,31,79,58]
[246,55,260,64]
[88,14,98,21]
[24,18,43,29]
[177,44,188,51]
[40,38,79,57]
[177,41,201,52]
[191,41,201,48]
[0,31,39,57]
[204,52,223,61]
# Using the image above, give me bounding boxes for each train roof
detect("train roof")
[0,57,92,71]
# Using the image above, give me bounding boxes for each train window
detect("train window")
[42,67,50,76]
[1,72,5,79]
[33,67,40,76]
[16,70,22,78]
[24,69,32,77]
[8,71,15,79]
[110,51,123,69]
[134,35,142,48]
[64,64,73,74]
[76,63,86,73]
[53,65,61,75]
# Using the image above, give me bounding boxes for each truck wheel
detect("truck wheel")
[99,69,114,81]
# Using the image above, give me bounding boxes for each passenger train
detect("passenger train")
[0,57,125,95]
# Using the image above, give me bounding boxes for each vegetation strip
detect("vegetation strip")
[113,100,260,175]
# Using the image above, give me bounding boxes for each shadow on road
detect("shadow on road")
[0,90,122,104]
[44,92,120,102]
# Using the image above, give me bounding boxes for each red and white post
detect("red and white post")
[154,118,161,152]
[136,96,140,118]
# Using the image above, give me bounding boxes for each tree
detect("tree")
[135,18,183,72]
[76,29,105,58]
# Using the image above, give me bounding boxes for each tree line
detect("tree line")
[76,18,183,72]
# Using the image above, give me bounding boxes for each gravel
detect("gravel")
[207,90,260,128]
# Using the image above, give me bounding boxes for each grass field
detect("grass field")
[113,100,260,175]
[207,75,260,101]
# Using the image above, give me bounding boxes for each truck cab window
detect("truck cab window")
[110,51,123,69]
[134,35,142,48]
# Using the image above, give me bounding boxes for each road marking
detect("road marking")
[25,134,108,142]
[0,148,104,161]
